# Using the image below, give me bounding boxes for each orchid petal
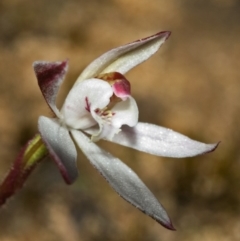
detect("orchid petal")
[111,96,138,128]
[71,130,175,230]
[90,96,138,142]
[90,118,121,142]
[38,116,78,184]
[108,123,219,158]
[33,60,68,117]
[61,78,113,130]
[77,31,171,82]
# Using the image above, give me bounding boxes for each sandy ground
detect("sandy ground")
[0,0,240,240]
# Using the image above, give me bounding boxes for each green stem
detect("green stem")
[0,134,48,206]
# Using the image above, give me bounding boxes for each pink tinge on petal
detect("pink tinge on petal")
[96,72,131,100]
[33,60,68,116]
[112,77,131,100]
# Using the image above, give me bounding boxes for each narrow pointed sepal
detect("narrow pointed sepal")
[0,134,48,206]
[109,123,219,158]
[71,130,175,230]
[77,31,171,81]
[38,116,78,184]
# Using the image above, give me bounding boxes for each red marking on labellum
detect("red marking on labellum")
[95,108,100,114]
[85,97,91,112]
[102,112,109,116]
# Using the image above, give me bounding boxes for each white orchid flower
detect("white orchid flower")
[33,31,218,230]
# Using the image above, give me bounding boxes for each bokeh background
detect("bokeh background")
[0,0,240,240]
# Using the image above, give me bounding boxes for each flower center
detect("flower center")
[96,72,131,102]
[61,72,137,141]
[85,72,132,123]
[79,72,133,141]
[95,107,115,124]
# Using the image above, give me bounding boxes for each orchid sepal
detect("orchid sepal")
[38,116,78,184]
[106,123,219,158]
[71,130,176,230]
[76,31,171,82]
[33,60,69,117]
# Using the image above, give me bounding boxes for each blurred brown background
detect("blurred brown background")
[0,0,240,240]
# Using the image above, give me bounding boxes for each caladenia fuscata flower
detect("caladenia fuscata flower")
[0,31,219,230]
